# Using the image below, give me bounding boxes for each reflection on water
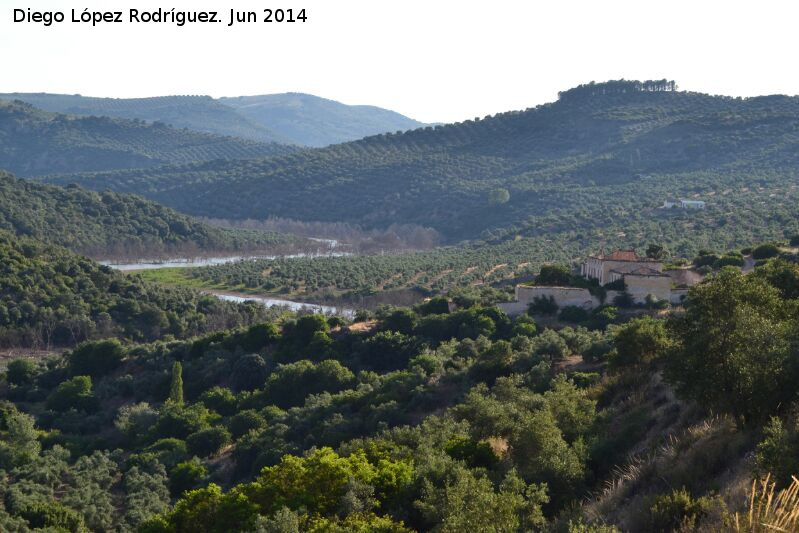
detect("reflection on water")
[101,252,350,271]
[210,292,354,318]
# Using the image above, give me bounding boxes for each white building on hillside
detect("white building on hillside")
[680,200,705,209]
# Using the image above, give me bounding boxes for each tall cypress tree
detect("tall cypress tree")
[169,362,184,406]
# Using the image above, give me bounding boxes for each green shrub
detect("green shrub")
[559,306,590,323]
[19,501,87,532]
[199,387,237,416]
[533,329,569,361]
[152,403,212,440]
[529,295,558,315]
[241,322,280,352]
[612,292,634,308]
[228,409,267,439]
[444,436,500,469]
[712,255,744,269]
[511,314,538,338]
[582,339,612,363]
[46,375,97,412]
[536,264,572,286]
[231,354,269,392]
[380,308,418,334]
[693,253,721,268]
[646,488,710,532]
[417,296,450,315]
[571,372,601,388]
[790,235,799,247]
[609,317,670,369]
[755,416,799,487]
[186,426,231,457]
[5,358,37,386]
[145,438,188,469]
[169,458,208,497]
[265,359,355,409]
[752,243,781,260]
[68,339,125,377]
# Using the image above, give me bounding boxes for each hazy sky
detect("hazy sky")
[2,0,798,123]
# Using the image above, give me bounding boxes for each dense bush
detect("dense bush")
[186,427,231,457]
[529,295,559,315]
[169,458,208,497]
[645,489,711,532]
[664,269,798,425]
[559,306,590,323]
[46,376,97,412]
[5,358,37,386]
[68,339,126,377]
[536,264,573,286]
[752,242,782,260]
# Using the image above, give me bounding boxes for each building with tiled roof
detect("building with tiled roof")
[581,249,663,285]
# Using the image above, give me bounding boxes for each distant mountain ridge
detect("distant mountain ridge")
[0,99,296,176]
[0,93,290,144]
[1,91,427,147]
[220,92,426,146]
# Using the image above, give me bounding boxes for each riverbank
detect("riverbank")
[205,290,354,318]
[133,267,428,310]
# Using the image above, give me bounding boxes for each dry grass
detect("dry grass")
[732,474,799,532]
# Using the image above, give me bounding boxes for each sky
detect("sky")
[2,0,798,123]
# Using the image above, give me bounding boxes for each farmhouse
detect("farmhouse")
[499,249,693,315]
[662,199,706,209]
[680,200,706,209]
[580,249,662,285]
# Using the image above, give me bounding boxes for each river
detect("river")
[100,248,350,271]
[102,246,356,317]
[209,291,355,318]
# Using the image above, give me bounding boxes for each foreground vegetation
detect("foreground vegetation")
[1,246,797,531]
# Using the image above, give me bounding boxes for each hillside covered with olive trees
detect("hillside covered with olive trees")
[42,81,799,247]
[0,99,296,176]
[0,171,307,258]
[0,231,278,350]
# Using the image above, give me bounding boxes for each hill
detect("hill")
[0,93,289,144]
[0,99,296,176]
[44,80,799,251]
[0,171,306,257]
[0,230,276,349]
[220,92,426,146]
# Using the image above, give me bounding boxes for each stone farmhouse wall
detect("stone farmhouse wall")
[497,286,602,315]
[498,283,683,316]
[624,275,672,303]
[669,288,690,305]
